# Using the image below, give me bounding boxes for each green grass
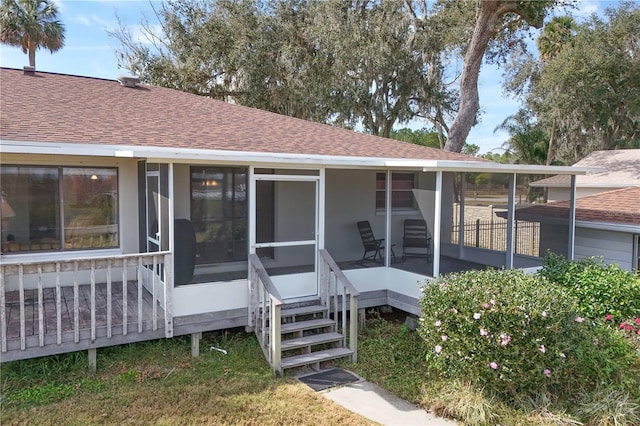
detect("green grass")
[0,331,374,425]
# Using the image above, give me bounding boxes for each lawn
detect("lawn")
[0,331,374,425]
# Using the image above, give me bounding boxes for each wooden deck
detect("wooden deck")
[1,281,166,362]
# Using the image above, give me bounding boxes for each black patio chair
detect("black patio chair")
[402,219,432,262]
[357,220,395,263]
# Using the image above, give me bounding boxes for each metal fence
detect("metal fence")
[451,219,540,257]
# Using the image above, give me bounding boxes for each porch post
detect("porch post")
[318,167,325,251]
[248,167,256,328]
[433,171,442,278]
[505,173,516,269]
[384,169,392,266]
[458,173,466,255]
[168,163,175,253]
[568,174,577,260]
[248,166,256,256]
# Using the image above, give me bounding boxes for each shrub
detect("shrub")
[418,269,638,406]
[539,252,640,321]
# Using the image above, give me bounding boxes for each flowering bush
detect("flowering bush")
[418,269,638,404]
[539,252,640,320]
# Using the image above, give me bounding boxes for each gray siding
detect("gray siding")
[575,227,634,271]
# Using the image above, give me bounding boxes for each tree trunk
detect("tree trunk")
[444,1,518,153]
[546,119,556,166]
[28,39,36,68]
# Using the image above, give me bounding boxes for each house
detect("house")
[530,149,640,202]
[506,187,640,272]
[0,67,592,372]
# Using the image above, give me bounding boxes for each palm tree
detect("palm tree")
[537,16,576,62]
[494,110,549,165]
[0,0,65,68]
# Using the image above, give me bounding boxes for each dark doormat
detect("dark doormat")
[297,368,361,392]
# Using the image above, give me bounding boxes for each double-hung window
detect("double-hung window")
[0,166,118,253]
[375,172,417,212]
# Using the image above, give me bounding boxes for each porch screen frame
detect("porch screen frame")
[249,168,322,297]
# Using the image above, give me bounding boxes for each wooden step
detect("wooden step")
[281,347,353,370]
[281,304,327,318]
[281,332,344,351]
[280,318,335,334]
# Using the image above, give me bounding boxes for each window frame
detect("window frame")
[375,172,418,213]
[0,165,119,254]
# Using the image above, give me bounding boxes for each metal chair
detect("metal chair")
[357,221,394,263]
[402,219,432,262]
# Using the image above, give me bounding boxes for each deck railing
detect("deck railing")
[451,219,540,257]
[248,254,284,374]
[318,249,359,362]
[0,252,173,357]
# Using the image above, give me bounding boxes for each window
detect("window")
[191,167,247,264]
[1,166,118,253]
[375,172,417,211]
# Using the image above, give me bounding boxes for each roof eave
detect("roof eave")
[0,139,596,174]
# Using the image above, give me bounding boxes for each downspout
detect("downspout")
[433,171,443,278]
[505,173,516,269]
[568,175,577,260]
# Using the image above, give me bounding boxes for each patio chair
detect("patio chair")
[402,219,432,262]
[357,220,395,263]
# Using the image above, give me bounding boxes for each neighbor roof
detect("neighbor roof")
[0,67,477,163]
[509,187,640,227]
[530,149,640,188]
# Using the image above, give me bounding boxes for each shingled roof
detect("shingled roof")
[530,149,640,188]
[0,67,478,163]
[510,187,640,227]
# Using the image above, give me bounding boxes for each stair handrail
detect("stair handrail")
[248,254,283,374]
[318,249,359,362]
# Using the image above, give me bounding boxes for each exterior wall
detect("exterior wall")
[324,169,436,263]
[173,164,191,220]
[575,227,634,271]
[548,186,618,202]
[539,223,569,258]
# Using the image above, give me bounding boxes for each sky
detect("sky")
[0,0,606,154]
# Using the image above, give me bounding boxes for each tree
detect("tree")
[494,110,550,165]
[112,0,455,137]
[507,3,640,164]
[442,0,557,153]
[0,0,65,68]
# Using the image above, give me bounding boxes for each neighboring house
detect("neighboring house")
[0,68,590,372]
[530,149,640,202]
[509,187,640,272]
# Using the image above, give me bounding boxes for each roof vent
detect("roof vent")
[23,65,35,75]
[116,75,141,88]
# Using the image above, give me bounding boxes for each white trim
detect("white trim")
[254,240,316,249]
[1,139,598,175]
[575,221,640,233]
[0,248,122,264]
